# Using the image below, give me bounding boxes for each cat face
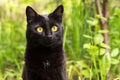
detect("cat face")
[26,5,64,47]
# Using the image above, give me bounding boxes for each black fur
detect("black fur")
[22,5,67,80]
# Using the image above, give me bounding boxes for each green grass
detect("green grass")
[0,0,120,80]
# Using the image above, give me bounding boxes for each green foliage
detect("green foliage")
[0,0,120,80]
[64,0,120,80]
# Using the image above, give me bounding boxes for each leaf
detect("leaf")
[111,58,119,64]
[99,43,110,49]
[81,69,90,77]
[94,34,104,44]
[76,61,88,68]
[89,45,99,56]
[96,15,107,21]
[83,43,91,49]
[99,48,106,55]
[99,52,111,76]
[111,48,119,57]
[68,65,74,79]
[114,78,120,80]
[98,30,108,33]
[114,7,120,15]
[83,34,92,39]
[87,19,98,26]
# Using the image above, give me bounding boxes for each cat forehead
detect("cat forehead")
[39,14,49,21]
[42,15,49,21]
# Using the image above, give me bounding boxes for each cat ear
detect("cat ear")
[49,5,64,22]
[26,6,38,23]
[52,5,64,17]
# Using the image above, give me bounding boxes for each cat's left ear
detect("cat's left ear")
[49,5,64,22]
[52,5,64,17]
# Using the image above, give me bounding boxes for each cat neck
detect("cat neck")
[26,42,63,54]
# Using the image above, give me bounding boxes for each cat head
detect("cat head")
[26,5,64,47]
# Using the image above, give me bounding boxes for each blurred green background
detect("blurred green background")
[0,0,120,80]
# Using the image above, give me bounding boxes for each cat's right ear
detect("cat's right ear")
[26,6,37,23]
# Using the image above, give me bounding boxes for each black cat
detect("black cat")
[22,5,67,80]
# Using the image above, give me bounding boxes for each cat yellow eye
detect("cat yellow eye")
[37,27,43,32]
[51,26,58,32]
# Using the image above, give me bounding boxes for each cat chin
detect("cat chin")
[42,43,55,47]
[38,40,62,47]
[40,42,58,47]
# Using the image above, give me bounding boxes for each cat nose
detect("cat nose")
[46,35,52,39]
